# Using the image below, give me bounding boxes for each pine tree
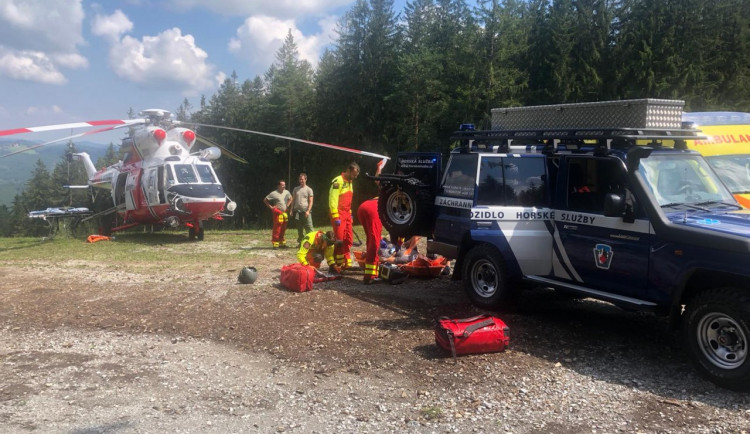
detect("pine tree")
[0,204,12,237]
[175,98,193,122]
[394,0,442,149]
[332,0,401,150]
[13,160,57,236]
[51,143,88,208]
[569,0,611,102]
[475,0,529,125]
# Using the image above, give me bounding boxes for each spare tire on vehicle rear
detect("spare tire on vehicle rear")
[378,183,433,238]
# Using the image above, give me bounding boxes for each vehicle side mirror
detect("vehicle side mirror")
[604,193,625,217]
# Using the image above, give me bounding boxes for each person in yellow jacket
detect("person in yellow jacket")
[328,162,360,268]
[297,230,340,272]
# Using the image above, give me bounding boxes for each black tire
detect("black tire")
[461,244,518,309]
[188,226,196,240]
[197,227,205,241]
[378,184,433,238]
[683,287,750,391]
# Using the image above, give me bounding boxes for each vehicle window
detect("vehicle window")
[441,154,477,199]
[166,165,175,184]
[477,156,547,206]
[567,158,626,213]
[706,155,750,194]
[195,164,216,183]
[477,157,504,205]
[504,157,547,207]
[640,155,735,206]
[174,164,197,183]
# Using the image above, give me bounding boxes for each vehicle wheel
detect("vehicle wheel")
[378,184,432,238]
[683,287,750,391]
[197,227,205,241]
[188,226,196,240]
[462,244,518,309]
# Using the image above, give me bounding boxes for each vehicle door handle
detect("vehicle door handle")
[563,225,578,230]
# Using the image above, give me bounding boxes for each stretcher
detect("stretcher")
[354,251,449,278]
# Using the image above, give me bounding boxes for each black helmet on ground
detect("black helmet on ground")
[238,266,258,284]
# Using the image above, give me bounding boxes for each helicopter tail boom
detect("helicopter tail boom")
[70,152,97,180]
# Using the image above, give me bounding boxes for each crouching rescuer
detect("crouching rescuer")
[297,230,341,273]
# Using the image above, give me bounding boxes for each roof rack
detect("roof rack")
[450,127,706,154]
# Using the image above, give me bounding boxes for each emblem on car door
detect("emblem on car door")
[593,244,614,270]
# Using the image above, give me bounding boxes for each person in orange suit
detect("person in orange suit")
[264,180,292,248]
[356,160,387,283]
[328,162,360,269]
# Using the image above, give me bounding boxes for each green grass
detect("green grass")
[420,406,443,420]
[0,229,272,264]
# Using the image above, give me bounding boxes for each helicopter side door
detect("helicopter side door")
[145,168,159,206]
[145,167,167,206]
[114,173,127,207]
[124,171,138,211]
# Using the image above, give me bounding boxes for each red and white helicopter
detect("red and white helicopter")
[1,109,389,240]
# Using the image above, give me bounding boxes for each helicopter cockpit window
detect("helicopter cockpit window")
[195,164,216,183]
[174,164,198,183]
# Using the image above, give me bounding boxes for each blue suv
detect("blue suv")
[378,123,750,391]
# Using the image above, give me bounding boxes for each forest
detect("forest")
[3,0,749,236]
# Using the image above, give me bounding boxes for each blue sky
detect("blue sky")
[0,0,418,144]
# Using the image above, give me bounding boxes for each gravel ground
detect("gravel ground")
[1,237,749,433]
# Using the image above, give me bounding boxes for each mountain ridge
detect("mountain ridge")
[0,139,110,206]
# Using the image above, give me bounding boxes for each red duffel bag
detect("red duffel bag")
[435,315,510,359]
[280,263,315,292]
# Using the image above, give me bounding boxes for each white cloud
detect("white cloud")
[0,0,87,84]
[24,105,63,116]
[91,9,133,41]
[168,0,352,18]
[0,48,66,84]
[98,20,220,94]
[215,71,227,87]
[228,15,336,72]
[52,53,89,69]
[0,0,85,52]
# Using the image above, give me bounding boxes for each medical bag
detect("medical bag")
[280,263,315,292]
[435,315,510,359]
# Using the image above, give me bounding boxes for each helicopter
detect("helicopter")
[1,109,389,240]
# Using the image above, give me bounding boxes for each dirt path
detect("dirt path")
[1,241,749,433]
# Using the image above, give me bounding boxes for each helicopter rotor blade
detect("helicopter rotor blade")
[0,118,145,138]
[0,123,133,158]
[195,134,249,164]
[180,122,390,161]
